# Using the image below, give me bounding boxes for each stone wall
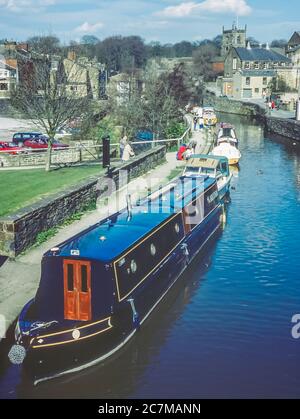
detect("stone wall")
[265,117,300,142]
[0,146,166,257]
[204,90,266,118]
[204,89,300,142]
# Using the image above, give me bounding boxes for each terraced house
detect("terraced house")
[223,43,294,99]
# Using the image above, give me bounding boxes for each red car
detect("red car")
[0,141,25,155]
[23,138,69,152]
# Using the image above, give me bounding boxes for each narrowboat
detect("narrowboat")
[183,155,232,200]
[8,174,225,385]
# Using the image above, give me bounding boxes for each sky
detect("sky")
[0,0,299,44]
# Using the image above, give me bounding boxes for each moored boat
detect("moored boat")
[183,155,232,200]
[8,175,225,385]
[203,107,218,127]
[212,123,241,165]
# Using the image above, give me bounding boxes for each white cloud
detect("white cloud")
[75,21,104,34]
[158,0,252,18]
[0,0,56,12]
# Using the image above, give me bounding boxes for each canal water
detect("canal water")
[0,114,300,398]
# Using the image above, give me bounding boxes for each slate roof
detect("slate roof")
[234,47,291,63]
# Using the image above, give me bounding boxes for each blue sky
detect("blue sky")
[0,0,299,44]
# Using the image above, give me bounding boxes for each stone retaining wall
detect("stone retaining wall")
[204,90,300,142]
[0,146,166,257]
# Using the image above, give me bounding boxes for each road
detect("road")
[0,116,36,142]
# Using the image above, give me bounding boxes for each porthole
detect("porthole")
[150,243,157,256]
[131,260,137,274]
[175,223,180,234]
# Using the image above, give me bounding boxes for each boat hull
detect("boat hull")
[21,205,223,385]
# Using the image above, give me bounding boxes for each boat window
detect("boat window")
[81,265,88,293]
[150,243,157,256]
[67,264,74,291]
[175,223,180,234]
[131,260,137,274]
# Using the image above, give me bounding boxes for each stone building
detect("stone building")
[0,61,17,99]
[232,69,275,99]
[223,44,293,97]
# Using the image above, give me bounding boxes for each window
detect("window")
[0,83,8,91]
[81,265,88,292]
[67,264,74,291]
[255,88,259,93]
[150,243,157,256]
[233,58,237,70]
[244,61,250,69]
[254,62,259,69]
[263,77,268,85]
[130,260,137,274]
[175,223,180,234]
[246,77,251,86]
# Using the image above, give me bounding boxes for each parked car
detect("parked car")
[12,132,46,146]
[23,138,69,152]
[0,141,25,155]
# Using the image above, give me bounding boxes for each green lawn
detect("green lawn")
[0,165,103,217]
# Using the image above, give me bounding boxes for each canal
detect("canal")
[0,113,300,398]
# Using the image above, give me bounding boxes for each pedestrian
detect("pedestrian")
[188,139,197,154]
[271,100,275,110]
[268,101,272,114]
[122,141,135,162]
[177,144,187,161]
[120,135,128,158]
[198,117,204,130]
[183,145,194,160]
[193,116,198,131]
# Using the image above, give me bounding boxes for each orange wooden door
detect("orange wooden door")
[64,260,92,321]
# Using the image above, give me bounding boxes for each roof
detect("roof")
[187,157,220,169]
[234,47,291,63]
[51,176,216,262]
[239,69,276,77]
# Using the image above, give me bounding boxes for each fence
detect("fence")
[0,126,192,169]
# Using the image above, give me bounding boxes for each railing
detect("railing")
[0,127,192,168]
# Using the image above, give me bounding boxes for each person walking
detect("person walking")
[193,116,198,131]
[122,141,135,162]
[120,135,128,158]
[199,117,204,130]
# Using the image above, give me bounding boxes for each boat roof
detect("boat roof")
[187,157,219,169]
[48,175,216,262]
[219,123,235,129]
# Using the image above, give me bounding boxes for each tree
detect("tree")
[12,56,91,171]
[27,36,61,55]
[193,43,219,82]
[270,39,288,49]
[81,35,100,45]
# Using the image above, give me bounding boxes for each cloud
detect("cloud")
[158,0,252,18]
[0,0,56,12]
[75,21,104,33]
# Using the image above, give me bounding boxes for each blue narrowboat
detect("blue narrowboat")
[9,174,225,384]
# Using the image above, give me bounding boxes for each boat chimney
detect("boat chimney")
[126,194,133,221]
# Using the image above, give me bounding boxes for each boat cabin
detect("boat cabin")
[217,123,238,148]
[33,175,220,327]
[183,155,230,180]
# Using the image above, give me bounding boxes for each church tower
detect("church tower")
[221,22,247,57]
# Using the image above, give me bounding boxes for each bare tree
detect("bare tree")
[13,56,91,171]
